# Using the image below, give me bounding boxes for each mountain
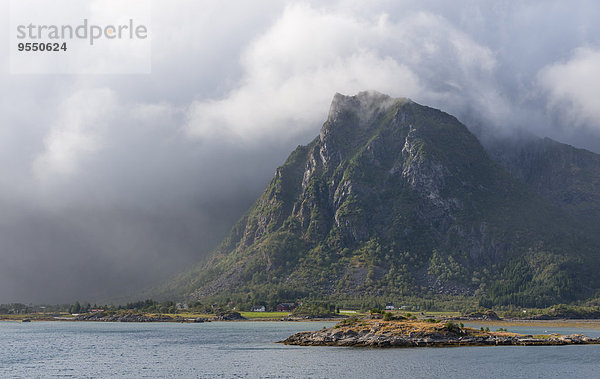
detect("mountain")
[487,136,600,225]
[162,91,600,308]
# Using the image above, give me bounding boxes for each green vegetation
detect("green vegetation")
[5,298,600,323]
[499,303,600,320]
[0,303,33,314]
[0,302,106,316]
[339,316,359,327]
[443,321,463,334]
[292,301,337,317]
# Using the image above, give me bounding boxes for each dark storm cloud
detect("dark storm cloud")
[1,0,600,303]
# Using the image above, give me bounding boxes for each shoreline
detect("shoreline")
[463,319,600,330]
[0,315,343,323]
[4,314,600,326]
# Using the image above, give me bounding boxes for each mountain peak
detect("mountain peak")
[326,91,410,129]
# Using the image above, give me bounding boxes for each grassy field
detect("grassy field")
[239,311,291,319]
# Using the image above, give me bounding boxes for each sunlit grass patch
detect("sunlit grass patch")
[239,311,290,319]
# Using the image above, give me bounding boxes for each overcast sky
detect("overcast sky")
[1,0,600,304]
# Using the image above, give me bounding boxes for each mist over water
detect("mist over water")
[1,0,600,303]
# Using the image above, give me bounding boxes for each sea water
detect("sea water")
[1,320,599,378]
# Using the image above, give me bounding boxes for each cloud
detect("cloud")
[33,88,117,180]
[539,47,600,129]
[185,4,421,142]
[184,4,504,143]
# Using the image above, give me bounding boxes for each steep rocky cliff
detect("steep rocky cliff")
[164,92,600,307]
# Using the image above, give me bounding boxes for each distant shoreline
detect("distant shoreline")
[0,314,343,323]
[4,315,600,327]
[463,319,600,329]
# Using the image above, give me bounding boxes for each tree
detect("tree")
[70,301,81,314]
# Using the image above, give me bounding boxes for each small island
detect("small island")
[281,318,600,347]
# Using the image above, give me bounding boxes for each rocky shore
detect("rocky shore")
[281,319,600,347]
[74,312,210,323]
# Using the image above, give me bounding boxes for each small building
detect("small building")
[252,306,266,312]
[176,303,188,311]
[385,303,395,311]
[276,303,296,312]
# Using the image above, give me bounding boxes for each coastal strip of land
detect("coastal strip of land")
[0,310,338,323]
[281,319,600,347]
